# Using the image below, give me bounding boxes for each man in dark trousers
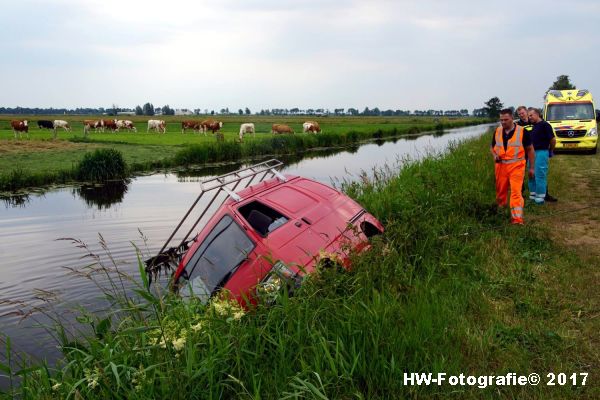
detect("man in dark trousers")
[527,107,556,204]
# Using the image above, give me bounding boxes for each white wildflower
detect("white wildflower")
[191,321,204,332]
[172,337,186,351]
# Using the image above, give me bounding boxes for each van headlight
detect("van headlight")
[256,261,301,301]
[587,128,597,137]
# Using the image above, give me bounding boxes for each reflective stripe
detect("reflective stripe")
[500,158,525,164]
[513,127,522,162]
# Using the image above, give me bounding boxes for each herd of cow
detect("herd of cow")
[7,118,322,140]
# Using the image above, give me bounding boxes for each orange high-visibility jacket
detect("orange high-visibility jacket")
[493,125,525,163]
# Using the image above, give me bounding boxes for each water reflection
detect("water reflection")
[1,194,32,208]
[74,180,130,210]
[172,146,363,180]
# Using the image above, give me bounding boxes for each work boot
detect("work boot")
[545,193,558,202]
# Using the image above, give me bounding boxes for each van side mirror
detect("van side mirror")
[596,110,600,122]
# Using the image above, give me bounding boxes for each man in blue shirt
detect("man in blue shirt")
[527,107,556,205]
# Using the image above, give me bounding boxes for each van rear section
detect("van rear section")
[544,89,599,153]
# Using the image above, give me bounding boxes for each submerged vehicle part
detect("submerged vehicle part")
[146,159,384,305]
[145,159,286,284]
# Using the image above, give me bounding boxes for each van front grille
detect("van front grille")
[555,130,586,138]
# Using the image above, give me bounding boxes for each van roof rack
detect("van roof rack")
[144,158,285,281]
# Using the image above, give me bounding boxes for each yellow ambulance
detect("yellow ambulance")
[543,89,599,153]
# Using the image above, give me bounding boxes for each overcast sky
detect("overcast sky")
[1,0,599,112]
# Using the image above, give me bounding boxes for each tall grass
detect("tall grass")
[2,133,590,399]
[75,148,127,182]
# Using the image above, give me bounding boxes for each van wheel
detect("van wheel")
[592,146,598,155]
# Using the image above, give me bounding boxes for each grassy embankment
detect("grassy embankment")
[0,116,484,192]
[2,132,597,399]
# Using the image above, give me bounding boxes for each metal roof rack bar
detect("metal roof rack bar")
[149,159,285,269]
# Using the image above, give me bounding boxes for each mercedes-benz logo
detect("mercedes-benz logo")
[568,130,575,138]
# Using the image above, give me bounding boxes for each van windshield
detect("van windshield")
[180,215,254,302]
[547,103,594,121]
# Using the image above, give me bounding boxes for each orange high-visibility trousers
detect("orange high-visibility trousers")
[495,160,525,224]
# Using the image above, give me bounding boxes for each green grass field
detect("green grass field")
[0,115,484,192]
[2,133,597,399]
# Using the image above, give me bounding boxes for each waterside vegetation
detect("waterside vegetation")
[1,133,597,399]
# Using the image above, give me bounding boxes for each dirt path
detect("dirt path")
[540,151,600,256]
[530,150,600,386]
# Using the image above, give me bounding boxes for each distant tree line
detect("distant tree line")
[0,105,481,117]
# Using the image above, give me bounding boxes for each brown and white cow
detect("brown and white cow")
[83,120,104,135]
[116,120,137,132]
[102,119,118,132]
[271,123,294,134]
[147,119,166,133]
[181,120,201,134]
[303,121,321,133]
[200,119,223,135]
[11,120,29,138]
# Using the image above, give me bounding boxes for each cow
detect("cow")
[102,119,118,132]
[116,120,137,132]
[11,120,28,139]
[148,119,166,133]
[37,120,54,130]
[271,123,294,134]
[200,119,223,135]
[53,120,71,131]
[181,120,201,134]
[83,120,104,135]
[239,123,255,141]
[303,121,321,134]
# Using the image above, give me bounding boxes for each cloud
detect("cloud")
[0,0,599,111]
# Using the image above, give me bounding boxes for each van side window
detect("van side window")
[239,201,288,237]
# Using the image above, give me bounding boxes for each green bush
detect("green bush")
[76,148,127,182]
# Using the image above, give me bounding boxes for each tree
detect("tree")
[135,106,143,115]
[245,107,251,115]
[484,97,503,119]
[161,105,174,115]
[142,103,154,116]
[107,103,118,116]
[549,75,576,90]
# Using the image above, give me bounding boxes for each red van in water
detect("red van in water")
[146,159,383,305]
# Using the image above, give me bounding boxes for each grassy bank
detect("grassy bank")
[3,133,597,399]
[0,116,484,192]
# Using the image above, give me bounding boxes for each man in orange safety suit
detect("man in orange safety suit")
[490,109,536,225]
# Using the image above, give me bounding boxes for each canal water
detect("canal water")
[0,124,492,368]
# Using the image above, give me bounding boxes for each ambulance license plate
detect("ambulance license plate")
[564,143,578,148]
